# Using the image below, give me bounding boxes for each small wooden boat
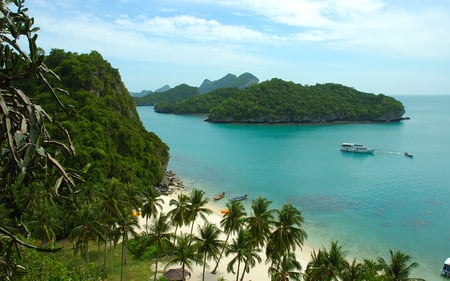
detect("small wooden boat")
[404,152,413,158]
[214,192,225,201]
[229,194,248,202]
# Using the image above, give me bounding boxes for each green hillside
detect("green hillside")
[24,49,169,186]
[157,78,405,123]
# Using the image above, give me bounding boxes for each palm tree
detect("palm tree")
[304,241,348,281]
[123,183,143,212]
[238,237,262,281]
[168,193,190,242]
[26,199,62,247]
[266,203,307,265]
[360,258,382,281]
[212,200,246,274]
[341,258,364,281]
[96,178,128,273]
[196,222,223,281]
[69,202,105,263]
[268,252,302,281]
[377,250,424,281]
[150,212,173,281]
[141,185,163,232]
[166,233,202,280]
[117,214,139,281]
[226,229,260,281]
[245,196,274,248]
[187,189,212,236]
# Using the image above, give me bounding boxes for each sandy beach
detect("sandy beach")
[137,185,315,281]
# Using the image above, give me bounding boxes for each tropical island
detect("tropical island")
[155,79,405,123]
[0,2,424,281]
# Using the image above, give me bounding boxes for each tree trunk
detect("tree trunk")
[212,232,231,273]
[240,262,248,281]
[86,239,89,264]
[202,252,207,281]
[153,242,159,281]
[120,232,125,281]
[235,259,241,281]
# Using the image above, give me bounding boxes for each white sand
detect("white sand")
[137,188,315,281]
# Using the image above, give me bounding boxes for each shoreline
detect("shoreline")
[141,174,315,281]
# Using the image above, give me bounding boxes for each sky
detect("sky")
[26,0,450,95]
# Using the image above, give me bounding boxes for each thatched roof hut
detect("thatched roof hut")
[163,268,191,281]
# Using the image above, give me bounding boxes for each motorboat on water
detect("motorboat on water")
[441,258,450,278]
[229,194,248,202]
[214,192,225,201]
[340,143,375,154]
[404,152,413,158]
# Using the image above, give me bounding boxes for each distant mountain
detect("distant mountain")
[198,72,259,94]
[134,84,198,106]
[155,84,171,93]
[133,72,259,106]
[130,89,152,97]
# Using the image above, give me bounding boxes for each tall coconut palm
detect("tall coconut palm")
[245,196,274,248]
[166,233,202,280]
[377,250,424,281]
[168,193,190,243]
[226,229,260,281]
[69,202,105,263]
[27,199,62,247]
[123,183,143,212]
[238,237,262,281]
[341,258,364,281]
[150,212,173,281]
[187,189,212,236]
[304,241,348,281]
[360,258,382,281]
[96,178,128,273]
[266,203,307,265]
[212,200,246,274]
[268,252,302,281]
[196,222,223,281]
[141,186,163,232]
[117,214,139,281]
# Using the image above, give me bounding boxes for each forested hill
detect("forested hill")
[23,49,169,187]
[133,72,259,106]
[155,78,405,123]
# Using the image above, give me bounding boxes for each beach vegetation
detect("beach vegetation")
[212,200,247,273]
[226,229,260,281]
[187,188,212,236]
[141,185,164,233]
[196,222,223,281]
[268,252,303,281]
[168,193,191,243]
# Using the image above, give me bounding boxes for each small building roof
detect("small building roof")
[164,268,191,281]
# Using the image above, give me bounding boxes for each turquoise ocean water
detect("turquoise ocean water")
[138,95,450,280]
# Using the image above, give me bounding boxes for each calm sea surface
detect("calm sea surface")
[138,95,450,280]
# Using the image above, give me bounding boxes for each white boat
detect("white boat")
[340,143,375,154]
[441,257,450,277]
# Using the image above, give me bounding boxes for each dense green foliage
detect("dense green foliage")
[134,84,198,106]
[157,78,405,123]
[156,87,241,114]
[23,49,169,186]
